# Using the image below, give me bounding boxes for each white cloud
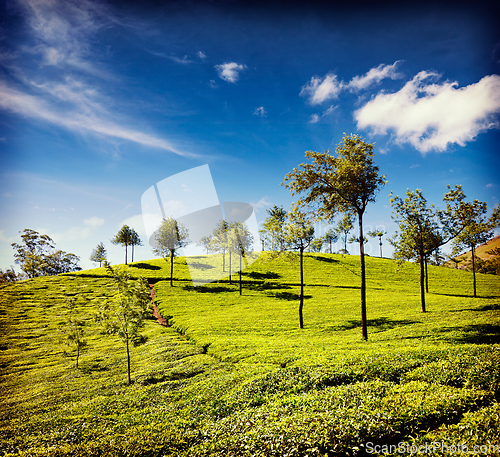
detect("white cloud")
[355,72,500,153]
[300,73,343,105]
[215,62,247,83]
[250,196,272,213]
[84,216,104,227]
[1,0,193,157]
[146,50,193,64]
[308,105,336,123]
[301,61,403,105]
[347,61,403,91]
[0,230,16,243]
[254,106,266,117]
[0,81,194,157]
[198,51,207,61]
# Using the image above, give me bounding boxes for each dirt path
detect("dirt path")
[148,282,169,327]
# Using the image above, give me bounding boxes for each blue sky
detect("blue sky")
[1,0,499,270]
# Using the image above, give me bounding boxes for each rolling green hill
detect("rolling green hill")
[1,253,499,456]
[452,235,500,269]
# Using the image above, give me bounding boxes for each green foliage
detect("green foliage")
[61,299,88,368]
[0,267,19,283]
[152,217,190,286]
[283,133,386,340]
[89,242,107,267]
[11,229,81,278]
[111,225,139,265]
[95,264,151,384]
[260,205,288,251]
[1,255,500,456]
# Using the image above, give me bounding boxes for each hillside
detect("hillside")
[1,253,499,456]
[453,235,500,267]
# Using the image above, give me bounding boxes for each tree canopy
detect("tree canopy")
[283,133,386,340]
[152,217,190,286]
[11,229,81,278]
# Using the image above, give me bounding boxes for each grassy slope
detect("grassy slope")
[1,253,499,456]
[454,235,500,266]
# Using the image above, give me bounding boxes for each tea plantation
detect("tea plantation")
[1,252,499,456]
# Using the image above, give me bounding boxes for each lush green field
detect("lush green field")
[1,253,499,456]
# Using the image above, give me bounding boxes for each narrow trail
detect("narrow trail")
[148,282,169,327]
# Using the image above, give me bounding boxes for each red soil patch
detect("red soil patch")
[148,282,169,327]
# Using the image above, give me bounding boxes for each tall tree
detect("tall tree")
[284,207,314,329]
[130,230,142,263]
[259,205,288,252]
[197,235,213,255]
[96,264,150,384]
[227,222,254,295]
[152,217,189,286]
[90,242,107,267]
[324,228,339,254]
[335,213,354,254]
[12,229,80,277]
[310,236,325,253]
[210,220,229,271]
[111,225,134,265]
[390,186,478,311]
[451,201,496,297]
[367,229,387,258]
[283,133,386,340]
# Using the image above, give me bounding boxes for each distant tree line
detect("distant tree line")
[10,229,81,279]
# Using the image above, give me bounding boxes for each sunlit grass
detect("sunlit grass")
[1,253,499,456]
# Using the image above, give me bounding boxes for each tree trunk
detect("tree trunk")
[472,245,477,298]
[125,244,128,265]
[170,250,174,286]
[239,253,242,295]
[222,250,225,272]
[358,215,367,340]
[132,244,134,263]
[299,247,304,329]
[229,251,232,284]
[126,335,131,385]
[419,250,426,312]
[425,255,429,293]
[379,237,382,258]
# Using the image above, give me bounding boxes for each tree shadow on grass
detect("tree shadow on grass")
[333,317,421,332]
[434,324,500,344]
[130,263,162,270]
[272,291,313,301]
[244,271,281,280]
[183,284,233,293]
[188,262,215,270]
[313,256,340,263]
[246,282,293,292]
[433,292,500,299]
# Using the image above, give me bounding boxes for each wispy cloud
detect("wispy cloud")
[301,61,403,105]
[198,51,207,61]
[254,106,267,117]
[251,196,272,213]
[355,72,500,153]
[347,61,403,91]
[308,105,336,123]
[0,81,193,157]
[0,0,194,157]
[84,216,104,228]
[146,50,194,64]
[215,62,247,83]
